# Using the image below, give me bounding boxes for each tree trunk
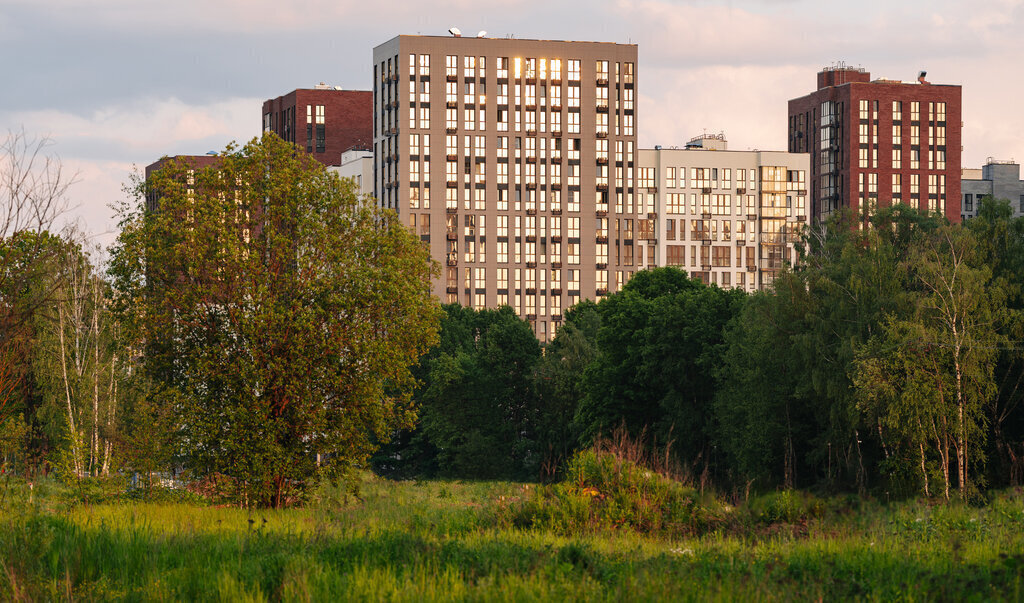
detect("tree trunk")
[58,305,82,477]
[101,352,117,476]
[954,345,967,500]
[919,441,930,498]
[91,282,100,476]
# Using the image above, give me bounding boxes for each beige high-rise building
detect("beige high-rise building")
[372,34,638,341]
[637,135,810,291]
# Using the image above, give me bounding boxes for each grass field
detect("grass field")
[2,469,1024,601]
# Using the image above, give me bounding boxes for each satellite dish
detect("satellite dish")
[477,30,487,38]
[449,27,462,37]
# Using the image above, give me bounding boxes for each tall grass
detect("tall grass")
[1,470,1024,600]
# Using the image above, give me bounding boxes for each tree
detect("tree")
[414,305,542,479]
[110,133,440,507]
[911,226,1000,498]
[964,197,1024,486]
[575,267,745,484]
[0,130,74,427]
[533,300,600,478]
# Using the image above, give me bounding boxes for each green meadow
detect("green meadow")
[3,465,1024,601]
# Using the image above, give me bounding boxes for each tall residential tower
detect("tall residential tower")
[373,34,638,340]
[788,65,961,223]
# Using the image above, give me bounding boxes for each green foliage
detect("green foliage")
[576,267,745,480]
[514,448,724,536]
[415,305,542,480]
[533,300,601,477]
[109,133,440,507]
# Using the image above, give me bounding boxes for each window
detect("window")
[567,60,580,81]
[667,245,684,266]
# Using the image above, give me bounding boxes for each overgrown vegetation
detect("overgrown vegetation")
[3,456,1024,601]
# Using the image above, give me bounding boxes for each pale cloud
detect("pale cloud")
[2,97,261,247]
[2,97,260,162]
[4,0,1024,244]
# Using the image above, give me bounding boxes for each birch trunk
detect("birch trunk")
[58,305,82,477]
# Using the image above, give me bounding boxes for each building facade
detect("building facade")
[262,85,373,167]
[788,66,962,223]
[329,147,374,198]
[372,34,639,341]
[638,135,810,291]
[144,154,222,212]
[961,159,1024,220]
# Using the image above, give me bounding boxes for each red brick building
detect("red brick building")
[144,154,222,212]
[788,66,961,223]
[262,85,373,166]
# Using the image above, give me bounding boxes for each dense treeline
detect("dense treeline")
[5,125,1024,507]
[379,199,1024,500]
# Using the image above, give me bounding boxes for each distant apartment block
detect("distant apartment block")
[961,159,1024,219]
[372,34,638,341]
[788,65,962,223]
[638,135,810,291]
[329,147,374,198]
[262,84,373,167]
[144,154,222,212]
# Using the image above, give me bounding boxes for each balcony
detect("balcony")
[446,101,457,109]
[446,232,457,241]
[596,263,607,270]
[551,288,563,296]
[551,104,562,112]
[596,157,608,165]
[596,131,608,138]
[551,261,562,269]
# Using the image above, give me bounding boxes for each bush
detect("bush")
[745,490,826,525]
[510,448,726,537]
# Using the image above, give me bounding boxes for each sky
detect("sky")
[3,0,1022,246]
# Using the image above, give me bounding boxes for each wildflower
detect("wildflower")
[669,547,694,557]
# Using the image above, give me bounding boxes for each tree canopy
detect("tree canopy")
[109,133,440,507]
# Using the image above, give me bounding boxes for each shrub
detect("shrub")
[510,448,725,537]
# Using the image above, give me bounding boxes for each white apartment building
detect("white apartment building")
[637,135,810,291]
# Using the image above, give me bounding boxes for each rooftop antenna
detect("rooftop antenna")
[448,26,462,37]
[918,70,928,84]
